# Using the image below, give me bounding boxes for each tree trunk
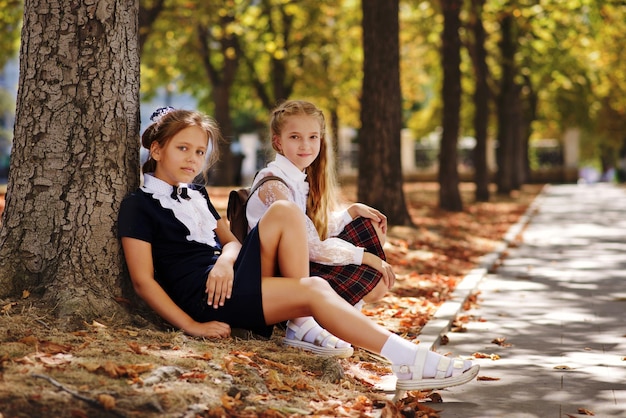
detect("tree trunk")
[0,0,140,325]
[438,0,463,212]
[359,0,412,226]
[196,15,239,186]
[468,0,490,202]
[511,83,524,189]
[496,12,516,195]
[138,0,166,53]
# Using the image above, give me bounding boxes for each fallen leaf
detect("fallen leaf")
[221,393,242,411]
[185,351,213,361]
[97,394,116,410]
[126,342,144,354]
[1,302,17,314]
[18,336,39,346]
[554,365,572,370]
[577,407,595,415]
[477,375,500,381]
[35,353,73,367]
[22,290,30,299]
[472,352,500,360]
[491,337,512,347]
[429,392,443,403]
[180,370,208,380]
[41,340,72,354]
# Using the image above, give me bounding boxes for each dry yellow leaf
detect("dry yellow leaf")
[97,394,116,410]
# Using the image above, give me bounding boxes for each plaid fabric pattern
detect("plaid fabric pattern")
[310,217,386,305]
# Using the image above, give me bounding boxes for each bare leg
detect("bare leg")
[362,280,389,303]
[258,201,351,354]
[257,202,478,392]
[261,275,390,353]
[258,200,309,279]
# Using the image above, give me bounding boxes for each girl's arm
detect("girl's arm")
[257,179,292,204]
[121,237,231,338]
[361,252,396,289]
[206,219,242,309]
[347,203,388,235]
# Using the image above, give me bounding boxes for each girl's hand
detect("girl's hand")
[186,320,231,338]
[378,259,396,289]
[362,252,396,290]
[205,259,234,309]
[348,203,388,234]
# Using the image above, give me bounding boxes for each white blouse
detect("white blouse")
[246,154,364,266]
[142,173,219,247]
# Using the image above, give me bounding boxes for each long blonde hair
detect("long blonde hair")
[141,108,222,183]
[269,100,338,239]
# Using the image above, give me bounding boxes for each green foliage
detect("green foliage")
[0,1,22,69]
[6,0,622,168]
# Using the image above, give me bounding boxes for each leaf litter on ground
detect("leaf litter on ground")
[0,182,542,417]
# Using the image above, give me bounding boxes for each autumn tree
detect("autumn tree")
[359,0,412,226]
[437,0,463,211]
[466,0,491,202]
[0,1,140,324]
[138,0,167,53]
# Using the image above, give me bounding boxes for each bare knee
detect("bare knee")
[263,200,302,224]
[259,200,305,235]
[300,276,335,298]
[362,280,389,303]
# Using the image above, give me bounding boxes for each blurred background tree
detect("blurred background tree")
[1,0,625,197]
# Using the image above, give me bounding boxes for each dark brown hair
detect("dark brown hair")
[141,109,222,182]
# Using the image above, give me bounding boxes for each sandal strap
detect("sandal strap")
[451,358,466,377]
[413,346,428,379]
[314,329,333,347]
[391,346,429,379]
[287,318,318,341]
[435,356,452,379]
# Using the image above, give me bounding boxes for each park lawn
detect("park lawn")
[0,182,542,418]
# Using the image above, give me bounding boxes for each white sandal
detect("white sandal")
[282,318,354,358]
[393,348,480,391]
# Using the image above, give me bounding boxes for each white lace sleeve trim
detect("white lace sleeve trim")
[327,209,352,237]
[307,216,364,265]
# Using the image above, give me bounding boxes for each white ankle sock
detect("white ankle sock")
[286,317,351,349]
[381,334,471,379]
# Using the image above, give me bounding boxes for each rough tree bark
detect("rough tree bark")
[438,0,463,212]
[359,0,412,226]
[468,0,491,202]
[0,0,140,326]
[496,12,516,194]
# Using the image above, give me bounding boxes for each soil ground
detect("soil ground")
[0,182,542,418]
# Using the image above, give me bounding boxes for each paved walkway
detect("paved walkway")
[414,183,626,417]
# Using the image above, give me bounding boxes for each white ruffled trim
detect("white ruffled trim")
[142,174,219,247]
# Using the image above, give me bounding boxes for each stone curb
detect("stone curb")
[418,185,549,350]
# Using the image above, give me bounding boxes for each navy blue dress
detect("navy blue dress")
[118,178,273,338]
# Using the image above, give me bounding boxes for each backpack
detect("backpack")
[227,175,287,243]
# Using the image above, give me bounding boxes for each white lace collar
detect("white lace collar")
[142,173,219,247]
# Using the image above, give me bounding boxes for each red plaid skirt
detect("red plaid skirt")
[310,217,386,305]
